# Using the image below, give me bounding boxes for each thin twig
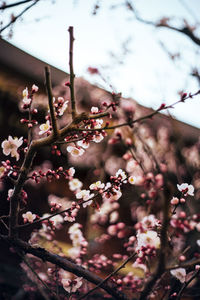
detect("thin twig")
[128,2,200,47]
[45,66,60,139]
[0,0,35,10]
[79,252,136,300]
[68,26,77,119]
[0,0,39,34]
[139,179,171,300]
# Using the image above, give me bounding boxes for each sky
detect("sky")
[1,0,200,128]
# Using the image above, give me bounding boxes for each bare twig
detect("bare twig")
[0,0,40,34]
[68,26,77,119]
[0,0,36,10]
[45,66,59,139]
[127,1,200,47]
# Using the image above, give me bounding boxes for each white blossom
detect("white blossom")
[1,136,23,161]
[67,146,85,157]
[22,211,36,223]
[91,106,99,114]
[170,268,186,283]
[90,181,105,190]
[69,178,83,191]
[116,169,127,181]
[136,230,160,250]
[62,277,83,293]
[177,183,194,196]
[58,100,69,116]
[22,87,31,105]
[77,140,90,149]
[92,133,104,143]
[39,120,50,135]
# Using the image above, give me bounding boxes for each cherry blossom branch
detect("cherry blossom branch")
[45,66,59,139]
[73,90,200,132]
[0,235,129,300]
[139,180,171,300]
[0,0,39,34]
[79,252,136,300]
[176,269,200,300]
[9,145,37,237]
[17,179,124,228]
[68,26,77,120]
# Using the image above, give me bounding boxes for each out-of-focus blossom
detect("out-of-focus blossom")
[67,146,85,157]
[58,100,69,116]
[128,176,135,185]
[61,276,83,293]
[170,268,186,283]
[0,166,6,178]
[116,169,127,181]
[22,87,31,105]
[171,197,179,205]
[7,189,14,198]
[32,84,39,92]
[1,136,23,161]
[76,189,92,201]
[90,180,105,190]
[68,167,75,177]
[136,230,160,250]
[92,133,104,143]
[91,106,99,114]
[69,178,83,191]
[77,140,90,149]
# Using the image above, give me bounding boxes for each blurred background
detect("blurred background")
[0,0,200,127]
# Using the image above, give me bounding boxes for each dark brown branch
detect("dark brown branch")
[166,258,200,270]
[79,252,136,300]
[176,269,200,300]
[0,235,129,300]
[9,144,36,237]
[68,26,77,119]
[45,66,59,139]
[0,0,39,34]
[0,0,35,10]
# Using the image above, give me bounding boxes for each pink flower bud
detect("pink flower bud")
[171,197,179,205]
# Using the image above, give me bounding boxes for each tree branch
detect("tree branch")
[176,269,200,300]
[126,1,200,47]
[68,26,77,120]
[45,66,60,139]
[0,0,39,34]
[0,235,129,300]
[0,0,36,10]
